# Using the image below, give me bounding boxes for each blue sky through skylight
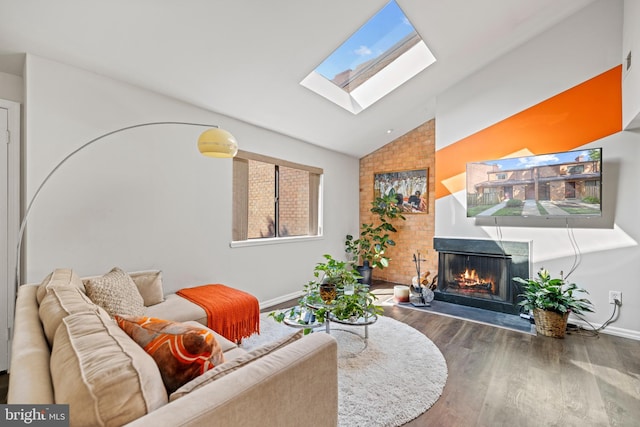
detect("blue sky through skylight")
[315,1,416,81]
[300,0,434,114]
[486,150,594,170]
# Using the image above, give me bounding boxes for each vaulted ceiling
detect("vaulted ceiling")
[0,0,596,157]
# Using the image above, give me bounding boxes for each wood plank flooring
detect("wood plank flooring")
[370,284,640,427]
[0,372,7,404]
[2,282,638,426]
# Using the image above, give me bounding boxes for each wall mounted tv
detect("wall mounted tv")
[466,147,602,218]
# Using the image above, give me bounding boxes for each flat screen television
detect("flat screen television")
[466,147,602,218]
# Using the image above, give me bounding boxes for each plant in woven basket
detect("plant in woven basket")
[513,268,594,338]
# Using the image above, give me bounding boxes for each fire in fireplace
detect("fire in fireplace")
[433,238,531,314]
[439,252,509,300]
[456,268,493,291]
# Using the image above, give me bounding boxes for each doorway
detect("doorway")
[1,99,20,372]
[565,181,576,199]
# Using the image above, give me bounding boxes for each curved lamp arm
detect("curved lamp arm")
[15,121,237,291]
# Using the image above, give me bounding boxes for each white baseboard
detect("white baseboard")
[569,317,640,341]
[259,290,304,311]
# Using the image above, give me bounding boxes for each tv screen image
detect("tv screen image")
[466,147,602,218]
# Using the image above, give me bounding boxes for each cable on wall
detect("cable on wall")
[563,218,582,280]
[494,217,506,256]
[567,300,620,338]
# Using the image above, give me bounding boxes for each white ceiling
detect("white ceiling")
[0,0,596,157]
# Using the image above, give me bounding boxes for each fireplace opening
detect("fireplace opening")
[439,253,511,302]
[434,238,531,314]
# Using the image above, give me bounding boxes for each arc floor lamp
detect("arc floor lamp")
[14,121,238,292]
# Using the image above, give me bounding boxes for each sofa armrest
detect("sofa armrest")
[125,332,338,427]
[8,285,55,404]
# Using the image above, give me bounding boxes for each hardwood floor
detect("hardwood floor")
[368,283,640,427]
[266,281,639,426]
[2,283,638,426]
[0,372,6,404]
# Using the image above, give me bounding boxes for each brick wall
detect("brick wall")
[359,119,436,285]
[248,160,275,238]
[247,161,309,238]
[278,166,309,236]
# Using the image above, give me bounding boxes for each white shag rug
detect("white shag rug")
[242,314,448,427]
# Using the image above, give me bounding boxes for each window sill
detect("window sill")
[230,235,323,248]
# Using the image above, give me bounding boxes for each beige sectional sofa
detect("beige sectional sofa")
[9,268,338,426]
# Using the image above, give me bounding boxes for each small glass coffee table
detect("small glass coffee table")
[279,304,378,338]
[324,312,378,357]
[281,306,325,331]
[278,304,378,356]
[326,312,378,340]
[305,301,378,344]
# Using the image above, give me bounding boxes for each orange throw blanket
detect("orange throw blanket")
[177,284,259,343]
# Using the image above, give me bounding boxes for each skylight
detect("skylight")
[301,0,436,114]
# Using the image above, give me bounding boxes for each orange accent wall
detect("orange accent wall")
[435,65,622,199]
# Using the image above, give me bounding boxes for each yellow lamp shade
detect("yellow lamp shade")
[197,128,238,158]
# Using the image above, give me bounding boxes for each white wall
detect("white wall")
[435,0,640,339]
[623,0,640,129]
[23,54,360,305]
[0,71,22,103]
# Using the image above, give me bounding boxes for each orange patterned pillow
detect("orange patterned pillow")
[115,316,225,393]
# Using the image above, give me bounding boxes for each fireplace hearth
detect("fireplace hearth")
[433,238,531,314]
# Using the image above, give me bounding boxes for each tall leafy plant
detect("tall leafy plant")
[345,191,406,269]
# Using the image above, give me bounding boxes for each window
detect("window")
[232,151,323,242]
[300,0,436,114]
[567,165,584,175]
[495,173,507,180]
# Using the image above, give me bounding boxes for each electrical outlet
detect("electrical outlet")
[609,290,622,305]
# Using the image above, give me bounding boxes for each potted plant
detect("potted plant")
[513,268,594,338]
[268,280,325,334]
[329,283,382,322]
[269,254,382,331]
[313,254,361,302]
[345,191,406,284]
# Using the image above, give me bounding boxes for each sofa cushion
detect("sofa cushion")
[36,268,86,305]
[50,310,168,426]
[129,270,165,306]
[38,285,98,346]
[8,284,55,404]
[115,316,225,393]
[170,329,303,401]
[85,267,145,316]
[144,293,208,325]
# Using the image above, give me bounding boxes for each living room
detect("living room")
[0,0,639,425]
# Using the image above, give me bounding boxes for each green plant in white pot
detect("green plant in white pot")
[513,268,594,338]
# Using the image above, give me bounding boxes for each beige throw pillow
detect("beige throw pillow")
[50,310,168,426]
[129,270,165,306]
[170,330,303,401]
[39,286,99,346]
[85,267,145,316]
[36,268,86,305]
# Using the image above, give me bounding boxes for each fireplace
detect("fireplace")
[433,238,531,314]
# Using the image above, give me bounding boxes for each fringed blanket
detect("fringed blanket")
[177,284,259,343]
